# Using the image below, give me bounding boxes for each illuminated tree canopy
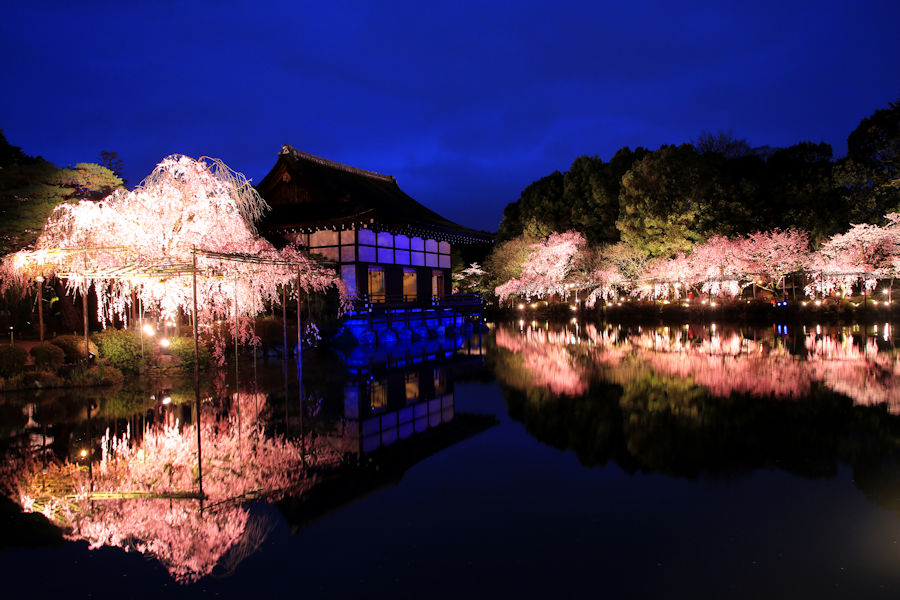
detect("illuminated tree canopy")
[492,215,899,304]
[2,155,347,327]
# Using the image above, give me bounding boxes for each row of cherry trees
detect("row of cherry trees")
[492,214,900,306]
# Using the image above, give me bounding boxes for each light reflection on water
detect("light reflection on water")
[492,321,900,411]
[3,322,900,593]
[0,333,490,583]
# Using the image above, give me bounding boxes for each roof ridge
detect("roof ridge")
[281,145,395,183]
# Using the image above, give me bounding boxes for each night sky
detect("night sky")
[2,0,898,233]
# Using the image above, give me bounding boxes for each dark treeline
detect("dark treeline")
[0,130,124,256]
[497,101,900,257]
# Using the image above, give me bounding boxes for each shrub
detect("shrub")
[68,361,124,386]
[29,343,65,371]
[168,336,211,372]
[92,329,145,374]
[50,335,99,363]
[0,345,28,377]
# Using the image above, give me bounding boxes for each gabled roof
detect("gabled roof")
[257,145,493,244]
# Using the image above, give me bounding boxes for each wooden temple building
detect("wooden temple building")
[257,145,491,342]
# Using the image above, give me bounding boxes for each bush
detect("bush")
[92,329,145,374]
[168,336,211,371]
[68,361,124,386]
[29,343,65,371]
[50,335,98,363]
[0,345,28,377]
[0,369,65,391]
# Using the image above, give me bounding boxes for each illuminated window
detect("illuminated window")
[369,379,387,411]
[368,267,385,302]
[405,372,419,402]
[341,265,357,296]
[434,368,446,395]
[403,269,417,302]
[431,270,444,298]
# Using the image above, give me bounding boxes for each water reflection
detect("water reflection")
[0,334,493,583]
[490,321,900,499]
[493,321,900,410]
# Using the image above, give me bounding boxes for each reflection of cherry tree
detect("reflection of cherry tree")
[643,344,812,398]
[805,332,900,412]
[4,155,347,327]
[8,393,341,583]
[492,323,900,411]
[494,326,588,396]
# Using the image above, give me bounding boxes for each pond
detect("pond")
[2,320,900,598]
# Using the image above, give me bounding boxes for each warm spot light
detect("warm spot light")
[882,289,889,295]
[162,396,172,405]
[815,300,822,306]
[79,449,88,458]
[143,324,155,335]
[159,338,170,348]
[518,304,524,310]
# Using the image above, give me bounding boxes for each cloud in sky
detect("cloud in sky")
[2,0,898,232]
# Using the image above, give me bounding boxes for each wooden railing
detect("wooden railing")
[352,294,482,312]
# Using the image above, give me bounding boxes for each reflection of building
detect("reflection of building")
[345,362,455,453]
[330,333,486,454]
[279,334,495,530]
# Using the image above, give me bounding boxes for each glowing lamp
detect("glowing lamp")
[79,449,88,458]
[517,304,524,310]
[815,300,822,306]
[883,289,889,295]
[159,338,170,348]
[162,396,172,405]
[142,324,155,335]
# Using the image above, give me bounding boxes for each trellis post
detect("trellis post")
[35,276,44,342]
[191,249,203,504]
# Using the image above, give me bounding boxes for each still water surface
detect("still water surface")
[2,321,900,598]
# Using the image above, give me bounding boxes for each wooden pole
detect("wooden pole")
[82,282,89,359]
[296,269,302,356]
[36,276,44,342]
[282,286,289,434]
[296,269,305,468]
[82,252,89,358]
[234,278,239,389]
[191,250,203,504]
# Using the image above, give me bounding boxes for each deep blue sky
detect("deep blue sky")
[2,1,898,233]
